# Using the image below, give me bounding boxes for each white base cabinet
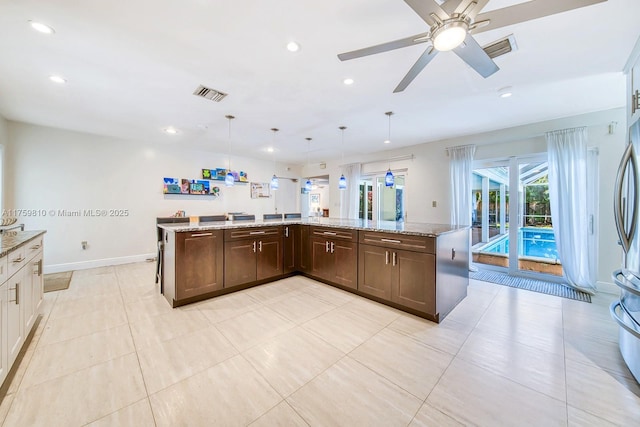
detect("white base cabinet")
[0,234,44,386]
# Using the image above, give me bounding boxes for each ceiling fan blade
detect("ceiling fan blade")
[453,33,499,78]
[393,48,439,93]
[404,0,449,26]
[471,0,607,35]
[452,0,490,19]
[338,32,430,61]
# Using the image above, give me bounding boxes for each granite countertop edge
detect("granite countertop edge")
[158,218,468,237]
[0,230,47,258]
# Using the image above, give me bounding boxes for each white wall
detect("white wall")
[305,108,627,288]
[0,115,7,211]
[5,122,301,272]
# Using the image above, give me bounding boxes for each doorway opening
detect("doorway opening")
[359,172,406,222]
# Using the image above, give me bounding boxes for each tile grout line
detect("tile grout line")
[113,266,159,427]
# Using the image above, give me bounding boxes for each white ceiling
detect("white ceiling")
[0,0,638,164]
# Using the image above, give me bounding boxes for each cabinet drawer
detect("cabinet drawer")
[310,226,357,242]
[25,236,44,261]
[359,231,435,254]
[224,227,282,241]
[7,247,26,279]
[0,254,7,284]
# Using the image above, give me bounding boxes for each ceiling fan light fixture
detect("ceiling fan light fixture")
[432,21,468,52]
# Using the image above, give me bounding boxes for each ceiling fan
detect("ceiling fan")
[337,0,607,93]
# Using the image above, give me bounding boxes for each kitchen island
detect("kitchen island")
[158,218,468,323]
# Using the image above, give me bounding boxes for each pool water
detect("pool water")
[481,228,559,260]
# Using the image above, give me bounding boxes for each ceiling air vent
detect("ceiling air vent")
[193,85,228,102]
[483,34,518,59]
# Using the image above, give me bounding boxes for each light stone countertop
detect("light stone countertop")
[0,230,46,258]
[157,217,467,237]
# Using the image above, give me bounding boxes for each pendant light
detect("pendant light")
[384,111,394,187]
[338,126,347,190]
[305,137,312,192]
[270,128,279,190]
[225,114,235,187]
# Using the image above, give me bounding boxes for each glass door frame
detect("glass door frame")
[360,169,407,222]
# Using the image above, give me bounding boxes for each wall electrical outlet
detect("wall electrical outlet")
[81,241,88,250]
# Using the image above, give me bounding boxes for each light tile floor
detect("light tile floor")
[1,262,639,426]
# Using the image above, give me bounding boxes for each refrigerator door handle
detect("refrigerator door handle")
[611,301,640,340]
[614,142,638,255]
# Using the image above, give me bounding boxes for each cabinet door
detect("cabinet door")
[22,260,35,333]
[283,225,297,274]
[176,231,224,299]
[257,236,283,280]
[299,226,310,272]
[224,239,257,288]
[332,241,358,290]
[31,253,44,315]
[0,283,8,386]
[310,237,331,280]
[7,269,24,367]
[392,251,436,314]
[358,244,393,299]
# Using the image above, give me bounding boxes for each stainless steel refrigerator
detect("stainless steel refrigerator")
[612,118,640,383]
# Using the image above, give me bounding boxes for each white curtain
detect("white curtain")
[546,127,596,294]
[587,148,599,289]
[449,145,476,226]
[340,163,361,219]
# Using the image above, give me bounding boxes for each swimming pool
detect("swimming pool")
[480,227,559,260]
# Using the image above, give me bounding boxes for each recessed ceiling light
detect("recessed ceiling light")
[384,140,391,144]
[163,127,179,135]
[267,147,274,153]
[29,21,55,34]
[498,86,513,98]
[343,78,354,85]
[286,41,300,52]
[49,75,66,84]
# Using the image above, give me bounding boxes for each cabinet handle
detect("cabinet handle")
[250,231,265,235]
[325,241,330,253]
[385,251,389,265]
[330,242,335,254]
[259,241,263,252]
[381,238,401,244]
[12,257,25,263]
[285,227,289,238]
[323,231,337,236]
[190,233,212,237]
[30,244,41,250]
[253,241,257,253]
[452,248,456,260]
[392,252,397,266]
[39,259,43,276]
[9,284,19,305]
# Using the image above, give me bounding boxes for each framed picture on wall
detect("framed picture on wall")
[250,182,271,198]
[310,193,320,205]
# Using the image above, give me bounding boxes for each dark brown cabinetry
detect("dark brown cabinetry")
[175,230,224,300]
[310,227,357,289]
[224,227,283,288]
[358,232,436,316]
[299,225,310,273]
[161,230,225,305]
[283,224,299,274]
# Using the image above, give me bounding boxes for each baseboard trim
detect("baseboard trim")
[597,280,619,296]
[44,253,156,274]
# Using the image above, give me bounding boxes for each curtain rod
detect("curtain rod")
[339,154,414,168]
[445,144,476,156]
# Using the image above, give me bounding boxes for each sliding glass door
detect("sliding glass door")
[472,155,561,279]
